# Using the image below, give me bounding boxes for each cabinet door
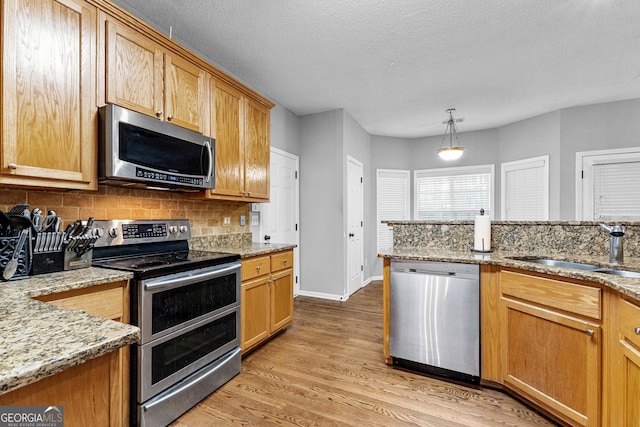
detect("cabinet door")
[241,276,270,354]
[501,298,601,427]
[210,79,245,197]
[164,53,207,133]
[1,0,97,190]
[611,298,640,427]
[270,268,293,332]
[244,98,270,200]
[104,18,163,118]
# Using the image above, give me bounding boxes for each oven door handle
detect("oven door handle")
[144,263,240,291]
[141,347,240,413]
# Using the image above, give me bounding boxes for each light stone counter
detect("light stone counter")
[379,248,640,302]
[0,267,139,395]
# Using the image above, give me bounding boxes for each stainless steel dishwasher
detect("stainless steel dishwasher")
[389,259,480,383]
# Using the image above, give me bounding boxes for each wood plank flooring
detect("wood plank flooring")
[171,281,556,426]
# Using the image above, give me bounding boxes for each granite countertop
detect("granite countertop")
[380,248,640,301]
[196,242,297,258]
[0,267,139,395]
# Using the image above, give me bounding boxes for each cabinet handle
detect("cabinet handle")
[8,163,17,169]
[155,111,163,118]
[256,265,261,271]
[635,327,640,335]
[585,329,595,337]
[167,114,173,121]
[282,259,287,264]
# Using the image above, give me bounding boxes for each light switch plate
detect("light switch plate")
[240,215,246,226]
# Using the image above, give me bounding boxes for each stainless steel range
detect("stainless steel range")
[92,219,241,427]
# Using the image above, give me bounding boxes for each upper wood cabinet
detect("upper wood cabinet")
[102,17,208,134]
[1,0,97,190]
[205,78,271,202]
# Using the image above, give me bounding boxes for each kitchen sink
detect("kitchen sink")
[509,257,640,278]
[509,258,600,271]
[594,269,640,279]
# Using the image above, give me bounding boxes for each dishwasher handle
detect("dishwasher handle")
[392,267,456,276]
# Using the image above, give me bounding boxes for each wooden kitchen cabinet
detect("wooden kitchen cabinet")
[103,16,208,133]
[241,250,293,354]
[27,280,131,426]
[1,0,97,190]
[205,78,271,202]
[609,297,640,427]
[499,270,602,427]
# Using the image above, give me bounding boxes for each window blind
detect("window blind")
[593,161,640,220]
[414,165,493,220]
[376,169,410,252]
[502,156,549,220]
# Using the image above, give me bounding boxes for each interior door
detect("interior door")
[347,156,364,297]
[259,148,300,294]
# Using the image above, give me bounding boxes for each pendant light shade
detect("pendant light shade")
[437,108,465,161]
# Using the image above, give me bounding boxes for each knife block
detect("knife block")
[63,248,93,271]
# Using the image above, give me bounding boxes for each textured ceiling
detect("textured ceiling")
[111,0,640,138]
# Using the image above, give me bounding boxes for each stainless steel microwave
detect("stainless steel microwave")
[98,104,214,191]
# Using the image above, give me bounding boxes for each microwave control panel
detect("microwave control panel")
[136,167,203,186]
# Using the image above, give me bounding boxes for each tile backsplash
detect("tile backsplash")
[0,185,250,237]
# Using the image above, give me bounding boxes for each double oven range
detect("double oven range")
[92,219,241,427]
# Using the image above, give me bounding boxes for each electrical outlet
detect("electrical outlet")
[240,215,246,226]
[223,217,230,225]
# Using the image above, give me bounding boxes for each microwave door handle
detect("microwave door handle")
[204,139,213,183]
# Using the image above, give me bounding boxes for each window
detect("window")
[577,148,640,220]
[376,169,410,252]
[414,165,494,220]
[501,155,549,220]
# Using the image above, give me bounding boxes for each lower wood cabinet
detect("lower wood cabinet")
[610,297,640,427]
[0,280,131,427]
[241,250,293,354]
[499,270,603,427]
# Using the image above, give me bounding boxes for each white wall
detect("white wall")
[559,99,640,219]
[299,110,345,298]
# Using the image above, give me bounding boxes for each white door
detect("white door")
[260,148,300,295]
[347,156,364,297]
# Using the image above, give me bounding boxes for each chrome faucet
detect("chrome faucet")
[599,223,626,264]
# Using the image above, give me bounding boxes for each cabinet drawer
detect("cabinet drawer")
[37,284,125,321]
[242,256,271,281]
[501,271,601,319]
[271,251,293,273]
[619,298,640,349]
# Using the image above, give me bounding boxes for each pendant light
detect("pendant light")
[437,108,465,161]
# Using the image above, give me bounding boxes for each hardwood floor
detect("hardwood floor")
[171,281,555,426]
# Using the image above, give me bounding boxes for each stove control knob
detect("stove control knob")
[95,228,105,238]
[179,225,188,233]
[168,225,178,234]
[108,227,119,238]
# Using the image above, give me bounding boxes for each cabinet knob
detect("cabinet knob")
[256,265,261,271]
[7,163,17,169]
[167,114,173,121]
[283,259,287,264]
[585,329,595,337]
[155,111,163,117]
[635,327,640,335]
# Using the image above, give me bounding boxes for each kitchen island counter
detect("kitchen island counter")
[0,267,138,395]
[379,247,640,302]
